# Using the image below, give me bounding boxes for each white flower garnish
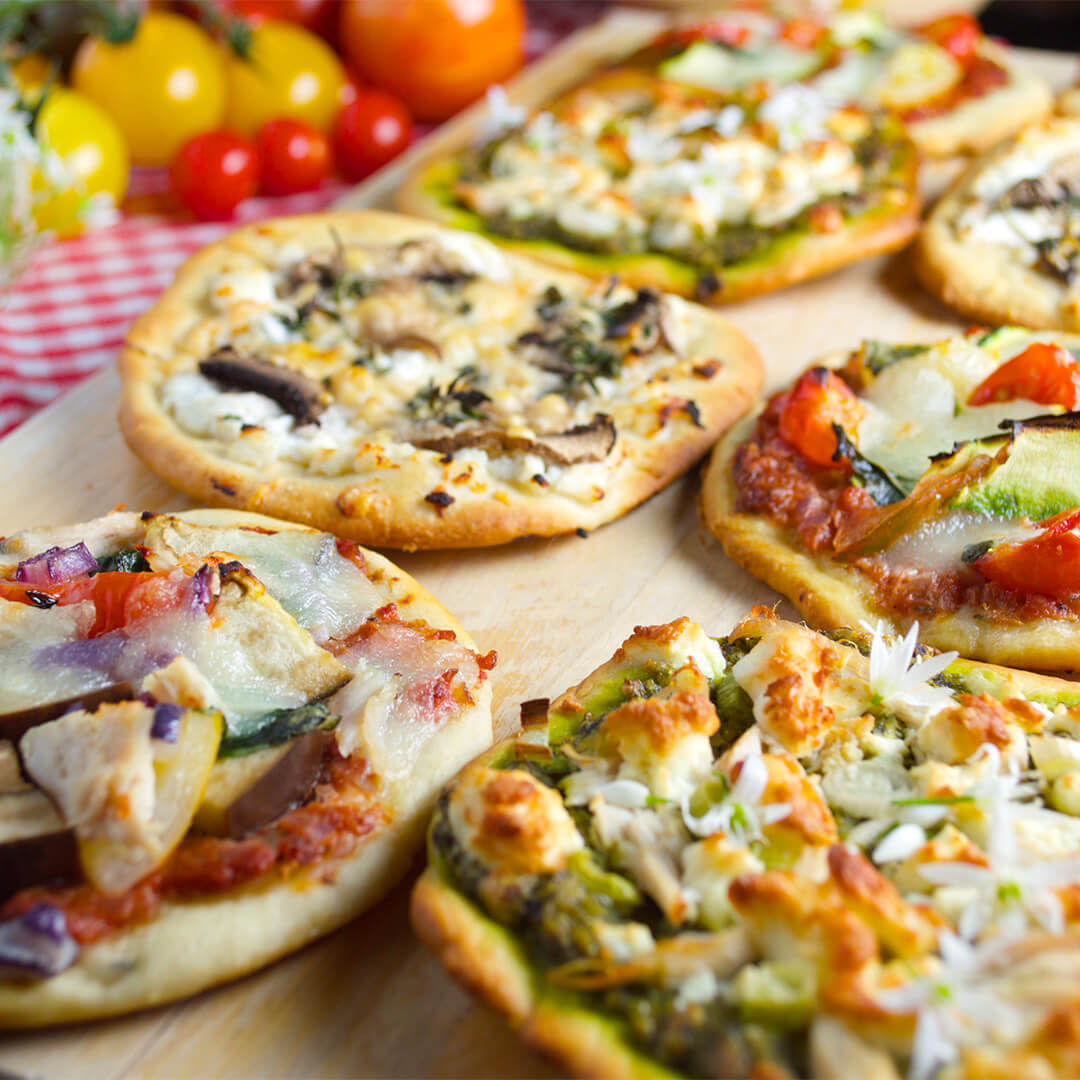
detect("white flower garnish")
[680,753,790,843]
[475,85,527,143]
[878,931,1033,1080]
[562,771,651,810]
[920,747,1080,941]
[862,620,958,720]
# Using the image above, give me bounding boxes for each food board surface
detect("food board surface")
[0,11,1076,1078]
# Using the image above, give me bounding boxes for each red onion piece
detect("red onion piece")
[152,703,183,742]
[15,543,97,586]
[0,904,79,980]
[190,563,213,611]
[39,633,127,673]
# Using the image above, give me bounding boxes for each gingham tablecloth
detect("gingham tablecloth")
[0,0,607,437]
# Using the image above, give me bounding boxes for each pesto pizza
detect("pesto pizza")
[414,611,1080,1080]
[396,69,920,305]
[119,211,762,549]
[0,509,493,1026]
[631,7,1051,158]
[701,327,1080,670]
[918,117,1080,331]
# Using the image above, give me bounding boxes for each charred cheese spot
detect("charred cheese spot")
[827,845,939,960]
[729,868,878,977]
[915,693,1026,766]
[448,764,583,876]
[597,664,718,800]
[733,626,839,756]
[761,754,838,847]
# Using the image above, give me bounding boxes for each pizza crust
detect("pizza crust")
[395,149,921,307]
[903,41,1052,158]
[0,509,494,1027]
[120,211,764,550]
[701,415,1080,671]
[916,117,1080,332]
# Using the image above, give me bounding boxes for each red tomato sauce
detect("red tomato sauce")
[0,753,385,945]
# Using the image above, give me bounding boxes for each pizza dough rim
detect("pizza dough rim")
[394,109,922,306]
[701,414,1080,670]
[0,507,494,1027]
[118,210,766,550]
[916,117,1080,333]
[904,41,1052,158]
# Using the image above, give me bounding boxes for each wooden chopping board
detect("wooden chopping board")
[0,12,1077,1078]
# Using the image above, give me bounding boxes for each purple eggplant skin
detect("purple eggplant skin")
[221,731,331,839]
[0,792,80,903]
[0,681,135,744]
[0,903,79,981]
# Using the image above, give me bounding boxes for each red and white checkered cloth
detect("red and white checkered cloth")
[0,0,606,436]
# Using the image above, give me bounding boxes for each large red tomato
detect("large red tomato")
[339,0,526,123]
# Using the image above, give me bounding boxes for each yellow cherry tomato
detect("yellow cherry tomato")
[224,19,346,137]
[33,88,129,239]
[71,12,226,167]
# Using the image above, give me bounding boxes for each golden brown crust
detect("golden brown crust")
[701,413,1080,670]
[0,508,494,1027]
[916,116,1080,332]
[119,211,764,550]
[411,867,677,1080]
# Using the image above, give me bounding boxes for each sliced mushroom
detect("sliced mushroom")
[199,348,327,425]
[411,413,616,466]
[1001,153,1080,210]
[372,332,442,359]
[0,682,135,744]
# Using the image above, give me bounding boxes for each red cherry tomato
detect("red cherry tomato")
[780,18,827,49]
[968,342,1080,410]
[919,13,982,63]
[171,131,260,219]
[332,90,412,181]
[778,368,865,467]
[973,509,1080,600]
[256,118,331,194]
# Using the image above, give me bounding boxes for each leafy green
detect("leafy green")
[94,548,150,574]
[406,365,491,426]
[832,425,905,505]
[860,340,929,374]
[219,701,338,758]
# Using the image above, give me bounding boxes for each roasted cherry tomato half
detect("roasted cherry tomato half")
[918,13,982,64]
[332,90,412,181]
[256,118,331,194]
[0,572,190,637]
[778,368,865,468]
[972,508,1080,601]
[171,131,260,219]
[968,342,1080,410]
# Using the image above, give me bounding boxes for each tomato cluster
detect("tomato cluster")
[19,0,526,224]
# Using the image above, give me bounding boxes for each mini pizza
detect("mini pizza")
[414,610,1080,1080]
[918,117,1080,332]
[396,69,920,305]
[702,327,1080,670]
[632,8,1051,157]
[119,211,763,549]
[0,509,494,1026]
